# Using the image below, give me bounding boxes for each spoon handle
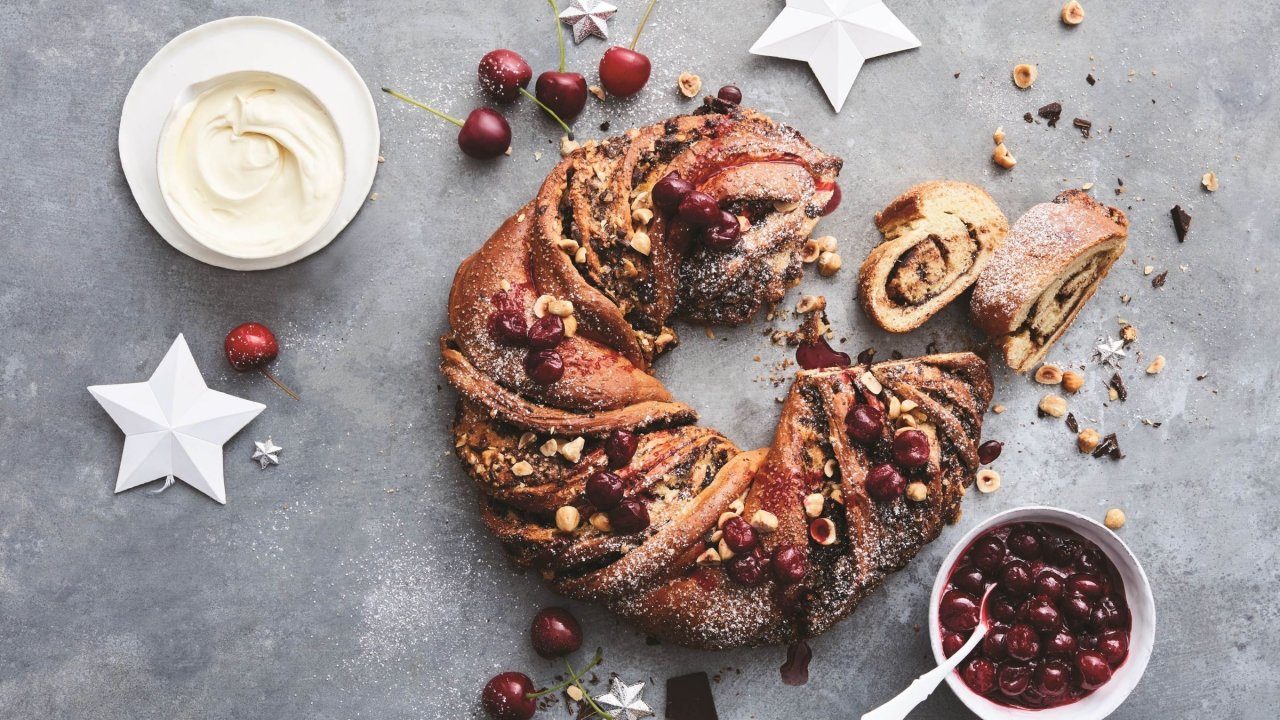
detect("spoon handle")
[859,624,988,720]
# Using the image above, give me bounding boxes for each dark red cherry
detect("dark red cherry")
[1078,547,1106,574]
[1000,560,1034,597]
[977,439,1004,464]
[526,315,564,350]
[989,594,1018,624]
[1007,527,1043,560]
[939,590,980,632]
[1044,630,1078,656]
[1034,569,1067,600]
[971,536,1007,573]
[771,544,808,585]
[951,564,986,595]
[865,463,906,501]
[1035,659,1072,697]
[892,429,930,468]
[604,429,638,469]
[524,348,565,384]
[225,322,279,371]
[982,628,1008,660]
[1005,623,1040,661]
[1091,596,1125,630]
[997,663,1032,697]
[1045,536,1082,566]
[652,173,695,212]
[963,657,998,695]
[704,210,741,250]
[478,49,533,103]
[1075,650,1113,689]
[1066,573,1104,599]
[677,191,721,227]
[941,631,965,658]
[821,184,841,216]
[1097,629,1129,664]
[716,84,743,104]
[488,310,528,346]
[795,337,850,370]
[609,498,650,534]
[721,516,759,554]
[1062,593,1095,625]
[844,403,885,444]
[1026,597,1062,631]
[530,606,583,658]
[726,550,768,586]
[481,672,537,720]
[458,108,512,159]
[535,71,588,120]
[585,470,625,510]
[598,46,651,97]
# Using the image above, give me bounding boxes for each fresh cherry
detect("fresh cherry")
[977,439,1004,464]
[939,590,980,632]
[677,191,722,227]
[585,470,625,510]
[844,403,886,444]
[771,544,808,585]
[481,672,537,720]
[457,108,513,159]
[1035,659,1072,697]
[721,516,759,554]
[963,657,998,695]
[489,310,528,346]
[892,429,930,468]
[604,429,639,469]
[599,47,651,97]
[997,663,1032,697]
[524,349,565,384]
[795,337,850,370]
[526,315,564,350]
[865,463,906,501]
[1097,629,1129,664]
[704,210,742,250]
[725,550,768,586]
[652,172,695,212]
[478,49,533,103]
[530,606,583,658]
[1075,650,1113,690]
[536,71,588,121]
[609,498,650,534]
[225,322,298,400]
[716,84,743,104]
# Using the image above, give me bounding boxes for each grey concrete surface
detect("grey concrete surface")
[1,1,1277,718]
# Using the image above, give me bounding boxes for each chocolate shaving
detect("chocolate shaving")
[1091,433,1125,460]
[1087,73,1097,86]
[1066,413,1079,433]
[1023,112,1035,123]
[1171,204,1192,242]
[857,347,877,365]
[1151,271,1168,289]
[1197,372,1210,381]
[891,350,904,360]
[1073,118,1093,138]
[780,640,812,686]
[1109,373,1128,401]
[667,672,719,720]
[1038,102,1063,127]
[925,341,940,355]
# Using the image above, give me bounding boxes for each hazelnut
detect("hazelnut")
[1062,370,1085,394]
[906,482,929,502]
[803,493,825,518]
[589,512,612,532]
[976,469,1001,493]
[717,538,735,561]
[574,247,588,264]
[555,505,581,532]
[993,143,1017,169]
[750,509,780,533]
[796,295,826,314]
[696,548,722,565]
[511,461,534,477]
[548,299,575,318]
[632,207,654,226]
[815,235,838,252]
[563,315,578,337]
[517,431,537,448]
[993,126,1006,145]
[899,399,918,413]
[677,72,702,98]
[773,199,801,213]
[540,438,559,457]
[817,251,843,276]
[1012,64,1038,89]
[1061,0,1085,25]
[809,517,838,546]
[566,685,585,702]
[1077,428,1101,453]
[888,395,902,420]
[823,458,837,478]
[1120,324,1138,343]
[560,135,580,157]
[1035,364,1064,385]
[558,436,585,463]
[992,404,1006,414]
[799,239,823,263]
[1104,508,1127,529]
[557,237,580,253]
[1202,171,1219,192]
[533,294,554,318]
[729,498,745,515]
[1038,394,1068,418]
[630,231,652,256]
[860,371,884,395]
[1146,355,1166,374]
[588,85,606,101]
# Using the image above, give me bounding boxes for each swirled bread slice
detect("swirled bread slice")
[971,190,1128,373]
[858,181,1008,332]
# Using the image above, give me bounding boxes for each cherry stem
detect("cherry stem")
[518,87,574,140]
[563,651,614,720]
[381,87,463,128]
[549,0,566,72]
[630,0,658,51]
[260,367,300,401]
[526,648,604,698]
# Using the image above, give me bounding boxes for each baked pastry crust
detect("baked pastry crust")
[858,181,1008,333]
[970,189,1129,372]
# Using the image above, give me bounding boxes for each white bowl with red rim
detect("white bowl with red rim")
[928,506,1156,719]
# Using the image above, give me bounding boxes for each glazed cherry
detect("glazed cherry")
[1075,650,1113,690]
[982,628,1008,660]
[963,657,998,695]
[478,49,533,103]
[1007,527,1043,560]
[997,663,1032,697]
[999,559,1033,597]
[941,631,965,658]
[844,403,885,444]
[795,337,850,370]
[1091,596,1125,630]
[1097,629,1129,664]
[1005,623,1040,661]
[1066,573,1104,599]
[677,191,722,227]
[1061,592,1094,625]
[892,429,930,468]
[951,564,985,595]
[530,606,583,658]
[585,470,625,510]
[536,71,588,121]
[977,439,1004,464]
[604,429,638,469]
[716,84,743,104]
[524,349,565,384]
[721,516,759,554]
[704,210,742,250]
[481,672,537,720]
[726,550,768,586]
[771,544,808,585]
[1025,596,1062,631]
[1036,659,1072,698]
[1078,547,1106,574]
[939,590,980,632]
[1045,536,1081,566]
[988,595,1018,624]
[526,315,564,350]
[609,498,650,534]
[1044,630,1078,656]
[970,536,1008,573]
[821,184,841,216]
[225,322,279,371]
[1033,569,1066,600]
[652,173,695,212]
[599,46,651,97]
[489,310,528,346]
[456,108,513,159]
[865,463,906,501]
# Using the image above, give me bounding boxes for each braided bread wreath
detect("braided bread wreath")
[442,99,993,650]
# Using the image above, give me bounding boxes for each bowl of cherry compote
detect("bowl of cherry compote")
[929,506,1155,720]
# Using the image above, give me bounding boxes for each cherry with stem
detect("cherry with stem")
[599,0,658,97]
[536,0,589,121]
[381,87,511,159]
[224,322,299,401]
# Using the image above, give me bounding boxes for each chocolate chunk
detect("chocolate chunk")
[780,640,812,686]
[1066,413,1079,433]
[1152,271,1168,289]
[1091,433,1125,460]
[891,350,904,360]
[1073,118,1093,138]
[1024,112,1035,123]
[599,121,611,132]
[954,72,961,79]
[667,672,719,720]
[1109,373,1128,402]
[857,347,877,365]
[1038,102,1063,127]
[1087,73,1097,86]
[1171,204,1192,242]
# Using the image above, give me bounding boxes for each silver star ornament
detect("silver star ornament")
[252,438,282,468]
[559,0,617,43]
[594,677,653,720]
[1094,337,1127,367]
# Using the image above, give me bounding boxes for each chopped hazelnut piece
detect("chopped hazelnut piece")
[803,493,825,518]
[540,438,559,457]
[823,458,838,478]
[860,371,883,395]
[533,294,554,318]
[900,399,918,413]
[630,231,652,256]
[750,509,780,533]
[566,685,585,701]
[993,126,1006,145]
[993,143,1017,169]
[1061,0,1085,25]
[555,505,581,532]
[888,396,902,420]
[1077,428,1101,453]
[696,548,722,565]
[677,72,702,98]
[796,295,826,314]
[992,404,1006,414]
[1146,355,1166,374]
[563,315,578,337]
[1035,364,1064,385]
[906,482,929,502]
[1038,395,1068,418]
[1061,370,1085,394]
[559,135,580,157]
[1120,324,1138,343]
[511,461,534,477]
[588,85,606,101]
[517,431,537,448]
[1202,171,1219,192]
[589,512,612,532]
[729,498,745,515]
[632,207,654,225]
[548,299,575,318]
[976,469,1001,493]
[816,235,838,252]
[817,251,843,276]
[558,436,585,463]
[773,199,800,213]
[809,517,838,546]
[1104,508,1127,529]
[1012,64,1038,89]
[799,239,823,263]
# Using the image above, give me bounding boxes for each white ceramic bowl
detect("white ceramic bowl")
[928,506,1155,720]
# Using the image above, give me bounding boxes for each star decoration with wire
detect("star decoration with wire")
[1094,337,1127,367]
[558,0,617,43]
[594,677,653,720]
[252,438,282,468]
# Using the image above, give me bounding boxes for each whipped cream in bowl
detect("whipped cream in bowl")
[157,70,346,260]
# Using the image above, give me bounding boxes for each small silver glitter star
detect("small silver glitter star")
[251,438,282,468]
[559,0,617,44]
[594,677,653,720]
[1094,337,1127,367]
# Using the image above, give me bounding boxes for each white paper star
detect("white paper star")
[88,335,264,504]
[1094,337,1127,367]
[252,437,282,468]
[559,0,617,44]
[750,0,921,112]
[594,677,653,720]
